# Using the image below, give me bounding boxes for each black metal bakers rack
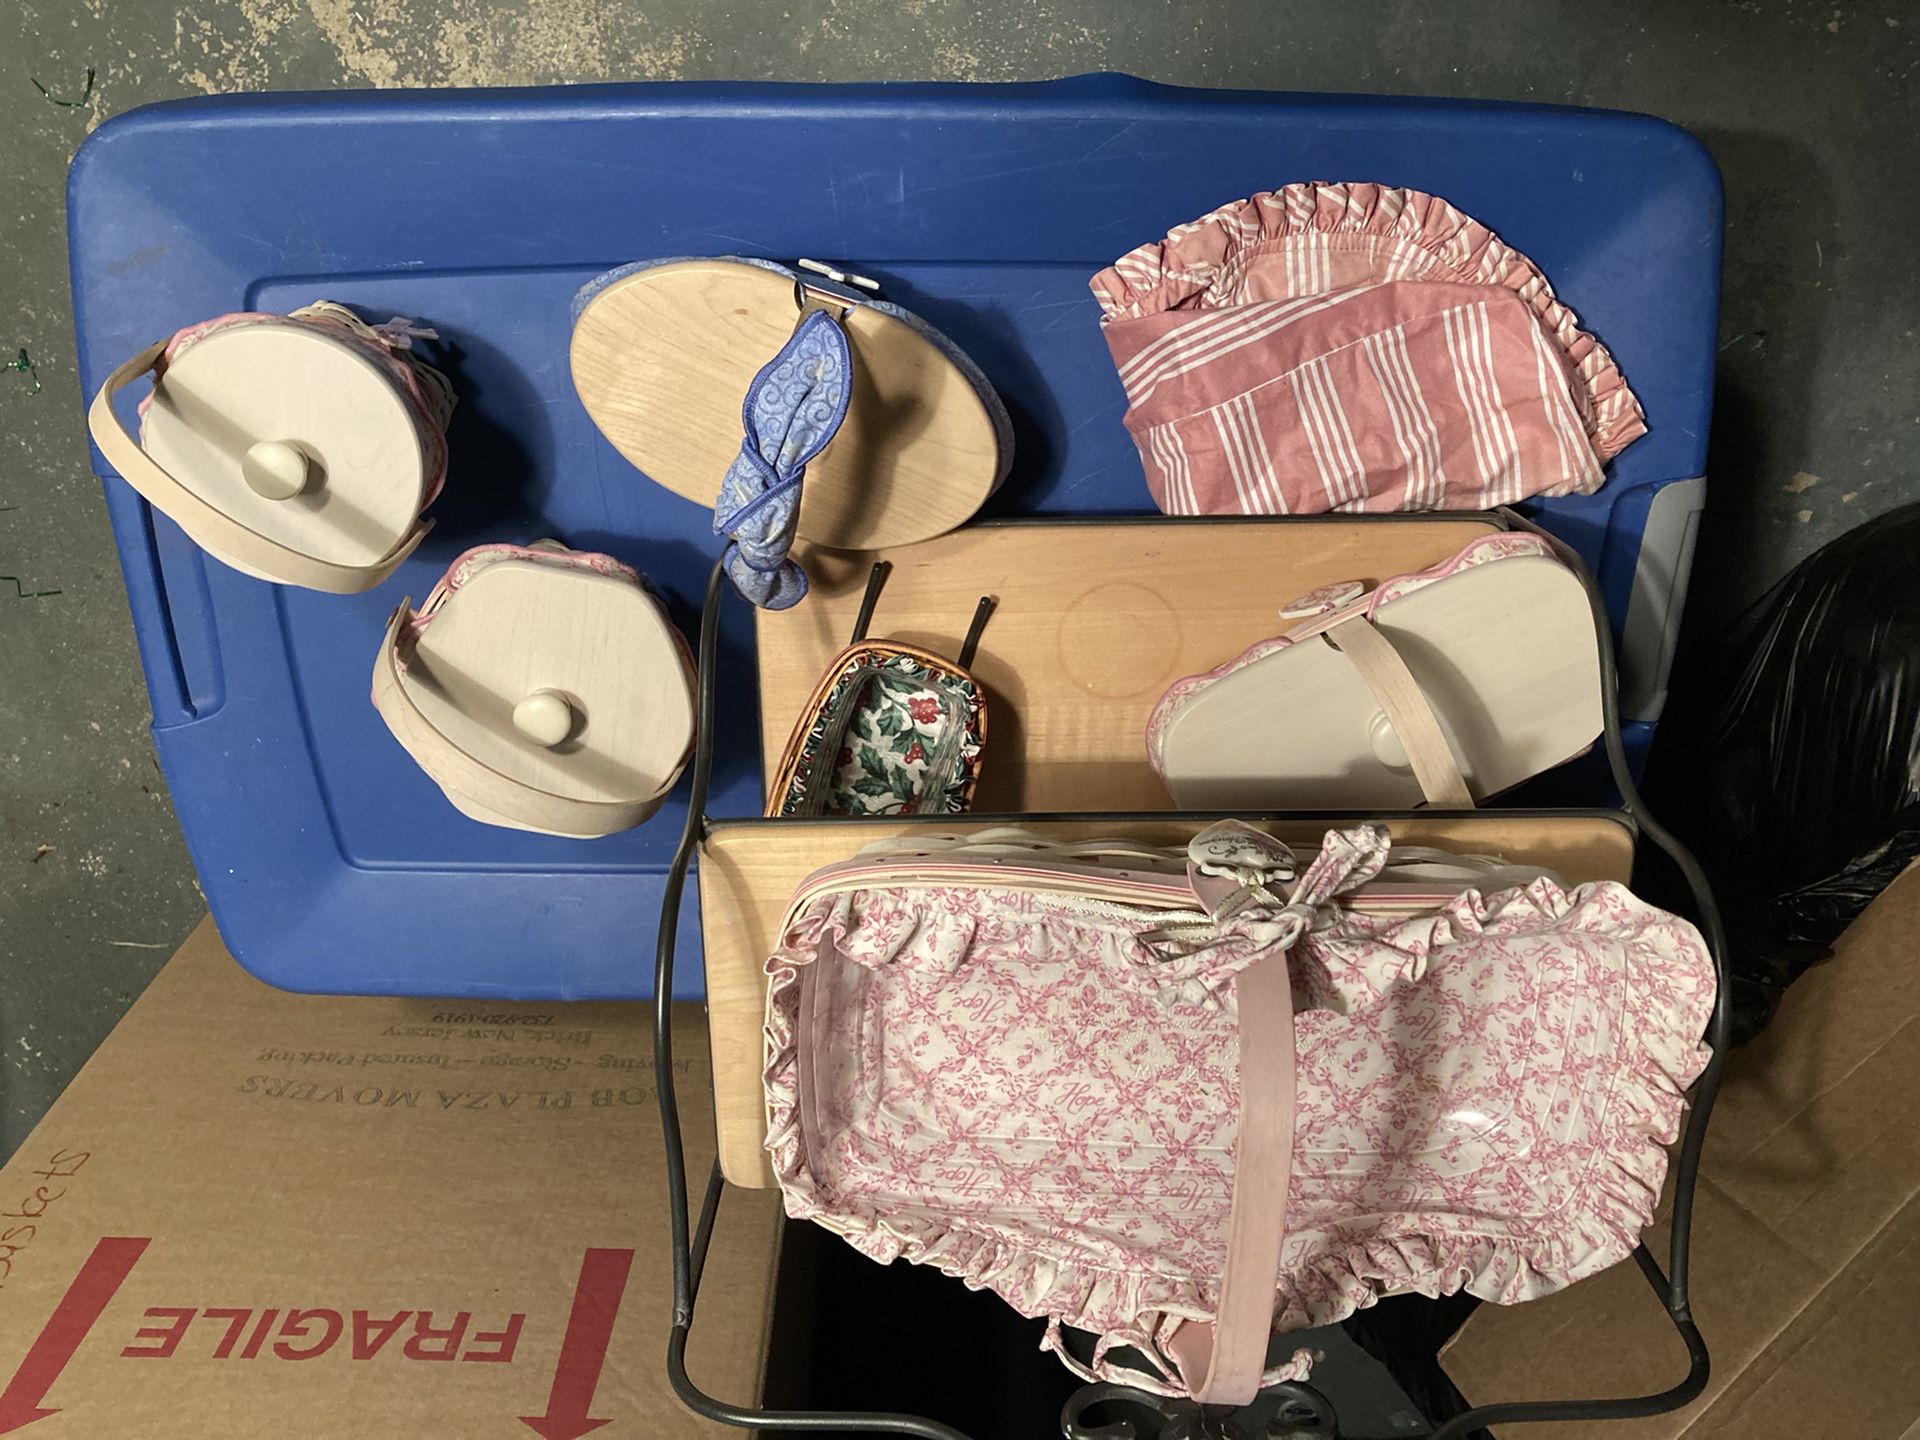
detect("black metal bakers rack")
[650,513,1731,1439]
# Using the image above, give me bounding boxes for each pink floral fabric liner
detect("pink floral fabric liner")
[1091,183,1647,517]
[764,826,1714,1397]
[136,301,456,507]
[1146,530,1556,780]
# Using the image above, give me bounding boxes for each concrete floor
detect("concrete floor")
[3,0,1918,1164]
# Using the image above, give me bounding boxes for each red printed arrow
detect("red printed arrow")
[0,1236,149,1434]
[519,1248,634,1440]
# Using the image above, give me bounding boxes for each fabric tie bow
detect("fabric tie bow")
[1131,822,1391,1008]
[371,317,440,349]
[714,309,853,609]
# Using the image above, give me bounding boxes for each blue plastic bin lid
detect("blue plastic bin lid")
[68,74,1720,999]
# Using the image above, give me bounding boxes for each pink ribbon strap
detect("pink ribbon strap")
[1162,823,1388,1405]
[1164,940,1297,1406]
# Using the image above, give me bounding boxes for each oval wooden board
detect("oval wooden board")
[570,259,1002,551]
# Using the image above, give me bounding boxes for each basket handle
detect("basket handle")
[88,340,432,594]
[1322,613,1474,809]
[1161,942,1298,1407]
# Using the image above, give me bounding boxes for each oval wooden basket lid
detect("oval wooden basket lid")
[570,258,1009,552]
[371,544,697,838]
[88,315,442,591]
[1156,541,1602,812]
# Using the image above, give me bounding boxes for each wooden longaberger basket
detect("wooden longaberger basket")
[88,302,454,593]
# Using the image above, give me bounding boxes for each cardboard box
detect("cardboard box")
[1444,866,1920,1438]
[0,919,781,1438]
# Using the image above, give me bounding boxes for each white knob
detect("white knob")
[242,440,312,501]
[513,689,575,748]
[1368,710,1410,770]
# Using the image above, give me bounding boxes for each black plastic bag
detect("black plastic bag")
[1644,503,1920,1043]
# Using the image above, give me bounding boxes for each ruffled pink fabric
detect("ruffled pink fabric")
[1090,184,1648,518]
[763,834,1713,1397]
[1092,182,1645,463]
[436,541,643,594]
[137,302,456,507]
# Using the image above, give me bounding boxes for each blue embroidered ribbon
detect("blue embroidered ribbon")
[713,309,853,609]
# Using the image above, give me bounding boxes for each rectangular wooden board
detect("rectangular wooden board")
[755,517,1500,814]
[698,810,1636,1187]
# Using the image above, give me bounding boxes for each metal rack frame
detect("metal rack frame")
[651,520,1731,1439]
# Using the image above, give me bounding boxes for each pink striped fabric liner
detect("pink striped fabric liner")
[1092,183,1647,517]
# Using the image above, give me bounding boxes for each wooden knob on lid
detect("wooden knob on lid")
[133,321,431,583]
[241,440,313,500]
[512,689,576,748]
[1368,710,1411,770]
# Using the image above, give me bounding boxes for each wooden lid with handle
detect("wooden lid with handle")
[370,547,696,838]
[89,329,433,593]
